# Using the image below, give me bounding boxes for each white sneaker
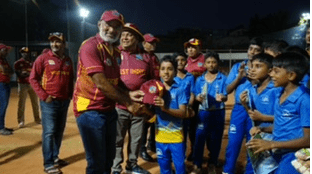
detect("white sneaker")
[18,122,25,128]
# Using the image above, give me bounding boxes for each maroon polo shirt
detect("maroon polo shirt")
[14,58,33,84]
[73,34,121,117]
[185,53,206,78]
[116,48,159,110]
[29,49,74,101]
[0,57,11,83]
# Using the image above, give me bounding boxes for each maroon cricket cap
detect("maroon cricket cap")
[144,33,160,43]
[48,32,65,42]
[100,10,124,25]
[140,79,166,105]
[0,44,12,50]
[123,23,144,42]
[183,38,202,48]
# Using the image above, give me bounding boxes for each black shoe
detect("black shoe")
[5,127,14,132]
[126,164,150,174]
[54,158,69,167]
[187,152,193,161]
[140,151,154,162]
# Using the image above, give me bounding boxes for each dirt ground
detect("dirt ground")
[0,87,248,174]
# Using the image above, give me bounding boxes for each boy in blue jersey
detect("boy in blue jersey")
[154,55,193,174]
[240,53,278,129]
[240,53,281,173]
[223,37,263,174]
[246,52,310,174]
[174,52,196,149]
[191,52,227,174]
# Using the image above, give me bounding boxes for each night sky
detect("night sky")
[51,0,310,35]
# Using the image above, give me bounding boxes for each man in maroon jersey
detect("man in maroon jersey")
[73,11,146,174]
[14,47,40,128]
[184,38,207,161]
[29,32,74,174]
[0,44,14,135]
[111,23,159,174]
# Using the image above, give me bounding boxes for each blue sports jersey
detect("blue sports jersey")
[273,86,310,142]
[174,72,195,102]
[249,81,283,127]
[225,60,252,104]
[193,71,227,110]
[155,80,188,143]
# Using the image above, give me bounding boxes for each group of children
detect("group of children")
[151,35,310,174]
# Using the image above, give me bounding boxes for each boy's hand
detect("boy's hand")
[186,106,195,118]
[248,110,264,121]
[215,94,223,102]
[240,91,248,104]
[246,139,273,154]
[196,94,205,102]
[250,126,261,136]
[238,62,247,79]
[129,90,145,102]
[154,96,165,110]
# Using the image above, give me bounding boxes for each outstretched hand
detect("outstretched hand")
[129,90,145,102]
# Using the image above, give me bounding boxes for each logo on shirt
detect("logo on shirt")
[282,109,293,118]
[149,86,157,94]
[197,123,204,130]
[48,60,55,65]
[261,95,269,104]
[136,54,143,61]
[198,62,203,67]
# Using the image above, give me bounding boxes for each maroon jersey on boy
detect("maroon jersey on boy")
[116,49,159,110]
[0,58,11,83]
[185,53,206,78]
[73,34,121,117]
[29,49,74,101]
[14,58,33,84]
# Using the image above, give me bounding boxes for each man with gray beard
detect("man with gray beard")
[73,10,146,174]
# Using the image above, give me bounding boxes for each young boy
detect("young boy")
[191,51,227,174]
[246,52,310,174]
[240,53,281,173]
[174,52,196,148]
[223,37,263,174]
[264,40,289,58]
[154,55,191,174]
[240,53,279,129]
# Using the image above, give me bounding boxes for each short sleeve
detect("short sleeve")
[225,63,240,87]
[193,77,201,96]
[178,89,188,106]
[221,74,228,96]
[300,94,310,128]
[79,40,105,76]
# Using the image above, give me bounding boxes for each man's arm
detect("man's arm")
[29,56,50,101]
[92,73,143,115]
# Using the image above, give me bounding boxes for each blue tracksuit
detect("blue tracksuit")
[192,71,227,167]
[223,60,253,174]
[272,86,310,174]
[155,80,188,174]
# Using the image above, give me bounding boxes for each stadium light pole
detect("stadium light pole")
[80,8,89,42]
